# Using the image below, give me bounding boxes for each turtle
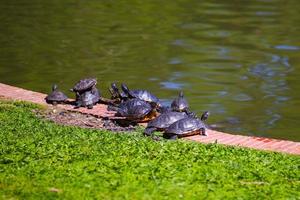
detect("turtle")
[70,78,97,93]
[109,82,128,103]
[45,84,68,105]
[171,91,197,117]
[74,86,100,109]
[171,91,189,112]
[144,111,188,136]
[121,83,161,108]
[163,111,210,140]
[116,98,158,122]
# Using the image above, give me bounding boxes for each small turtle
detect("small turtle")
[171,91,197,117]
[45,84,68,105]
[117,98,158,122]
[144,112,188,136]
[171,91,189,112]
[163,111,209,140]
[121,83,161,108]
[71,78,97,93]
[75,86,100,109]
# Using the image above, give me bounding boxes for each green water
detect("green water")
[0,0,299,141]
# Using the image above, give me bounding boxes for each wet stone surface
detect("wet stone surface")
[34,107,136,132]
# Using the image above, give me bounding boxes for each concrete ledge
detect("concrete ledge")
[1,83,299,155]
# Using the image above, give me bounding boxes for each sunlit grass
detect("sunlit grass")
[0,100,299,199]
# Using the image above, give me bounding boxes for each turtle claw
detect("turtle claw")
[201,128,208,136]
[152,136,162,141]
[87,105,93,109]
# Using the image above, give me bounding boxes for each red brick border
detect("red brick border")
[1,83,299,155]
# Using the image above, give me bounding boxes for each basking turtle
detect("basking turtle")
[171,91,197,117]
[171,91,189,112]
[109,82,128,103]
[144,112,187,136]
[121,83,161,108]
[116,98,158,122]
[75,86,100,109]
[163,111,209,139]
[45,84,68,105]
[71,78,97,93]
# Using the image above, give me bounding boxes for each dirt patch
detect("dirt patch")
[34,107,136,132]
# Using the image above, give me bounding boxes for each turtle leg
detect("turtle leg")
[163,133,178,140]
[87,104,93,109]
[185,109,197,118]
[144,127,157,136]
[52,101,58,106]
[74,101,81,109]
[107,104,119,111]
[169,135,178,140]
[200,128,207,136]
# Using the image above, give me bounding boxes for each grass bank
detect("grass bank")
[0,100,299,199]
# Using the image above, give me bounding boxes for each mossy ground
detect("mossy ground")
[0,100,299,199]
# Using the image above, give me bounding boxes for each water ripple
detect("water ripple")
[160,81,186,90]
[274,45,300,51]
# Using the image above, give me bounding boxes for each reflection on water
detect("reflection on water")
[0,0,300,141]
[274,45,300,51]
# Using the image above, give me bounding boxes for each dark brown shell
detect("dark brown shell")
[72,78,97,92]
[147,112,187,129]
[45,85,68,103]
[165,117,206,136]
[117,99,153,120]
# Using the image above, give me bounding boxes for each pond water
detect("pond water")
[1,0,299,141]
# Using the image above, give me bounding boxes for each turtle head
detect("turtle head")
[179,91,184,98]
[108,87,115,96]
[155,100,162,109]
[109,85,119,100]
[111,82,122,98]
[111,82,119,92]
[200,111,210,121]
[149,101,159,109]
[52,84,58,91]
[121,83,130,95]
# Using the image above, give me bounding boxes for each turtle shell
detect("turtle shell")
[76,87,100,107]
[121,83,160,105]
[165,117,206,137]
[129,90,160,105]
[171,91,189,112]
[45,85,68,103]
[147,112,187,129]
[72,78,97,92]
[117,99,154,121]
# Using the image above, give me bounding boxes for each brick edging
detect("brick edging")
[0,83,299,155]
